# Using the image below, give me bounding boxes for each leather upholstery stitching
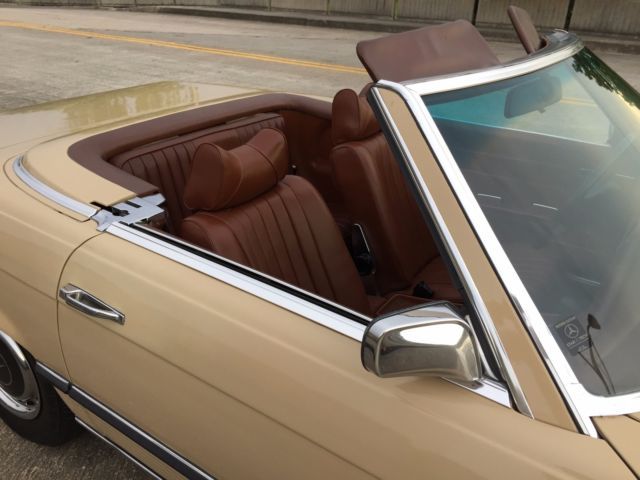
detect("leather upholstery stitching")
[281,179,337,300]
[264,193,302,287]
[238,206,278,277]
[272,185,322,295]
[252,201,289,281]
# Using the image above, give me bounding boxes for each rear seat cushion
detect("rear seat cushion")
[109,113,284,232]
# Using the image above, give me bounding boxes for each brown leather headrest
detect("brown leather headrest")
[356,20,500,83]
[184,128,288,211]
[332,87,380,145]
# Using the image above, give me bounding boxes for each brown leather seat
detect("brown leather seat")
[179,128,373,315]
[330,88,461,303]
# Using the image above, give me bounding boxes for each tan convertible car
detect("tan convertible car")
[2,7,640,479]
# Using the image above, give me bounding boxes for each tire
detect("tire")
[0,334,79,446]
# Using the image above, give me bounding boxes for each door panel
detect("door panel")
[58,233,630,479]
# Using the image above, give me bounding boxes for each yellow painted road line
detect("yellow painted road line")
[0,20,368,75]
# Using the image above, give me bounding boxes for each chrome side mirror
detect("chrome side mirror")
[362,302,481,382]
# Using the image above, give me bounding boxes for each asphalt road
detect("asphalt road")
[0,6,638,113]
[0,6,639,479]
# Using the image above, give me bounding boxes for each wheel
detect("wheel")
[0,332,79,446]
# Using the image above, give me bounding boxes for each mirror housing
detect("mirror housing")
[362,302,481,382]
[504,74,562,118]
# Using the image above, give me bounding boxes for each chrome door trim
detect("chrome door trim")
[12,156,98,218]
[75,417,163,480]
[59,284,126,325]
[107,222,369,341]
[448,377,512,408]
[36,362,216,480]
[369,87,531,419]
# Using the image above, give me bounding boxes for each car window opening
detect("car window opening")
[77,89,463,322]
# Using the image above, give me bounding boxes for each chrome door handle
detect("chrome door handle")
[59,284,125,325]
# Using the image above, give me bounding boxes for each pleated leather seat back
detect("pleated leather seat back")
[180,128,371,315]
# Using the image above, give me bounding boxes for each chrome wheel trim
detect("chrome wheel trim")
[0,331,40,420]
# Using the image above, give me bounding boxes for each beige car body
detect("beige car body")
[0,78,637,479]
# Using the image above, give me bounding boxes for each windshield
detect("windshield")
[422,49,640,397]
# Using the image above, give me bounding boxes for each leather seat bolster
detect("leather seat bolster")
[508,5,546,54]
[331,88,380,145]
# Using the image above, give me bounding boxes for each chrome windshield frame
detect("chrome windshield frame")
[379,30,640,437]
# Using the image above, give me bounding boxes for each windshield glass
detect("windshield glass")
[422,49,640,397]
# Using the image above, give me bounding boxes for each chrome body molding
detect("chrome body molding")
[369,87,531,419]
[92,193,166,232]
[75,417,163,480]
[36,363,216,480]
[107,222,370,341]
[447,377,512,409]
[12,156,98,218]
[377,30,640,436]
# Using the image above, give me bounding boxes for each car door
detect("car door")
[55,121,630,480]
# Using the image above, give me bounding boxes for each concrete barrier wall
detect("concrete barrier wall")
[329,0,393,17]
[221,0,268,7]
[476,0,570,29]
[571,0,640,35]
[271,0,325,12]
[6,0,640,36]
[396,0,475,21]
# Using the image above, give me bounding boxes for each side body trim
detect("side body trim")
[36,363,216,480]
[35,362,70,393]
[75,417,163,480]
[12,156,98,218]
[106,222,369,340]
